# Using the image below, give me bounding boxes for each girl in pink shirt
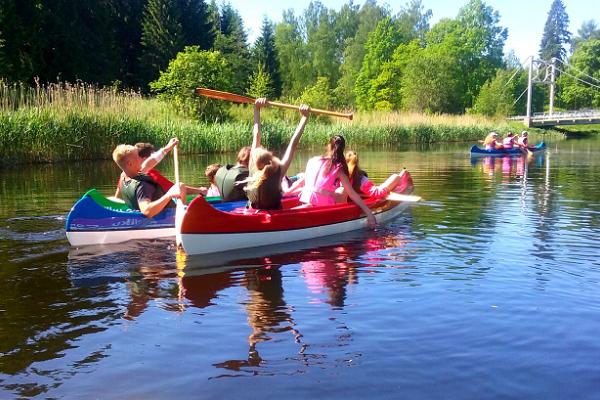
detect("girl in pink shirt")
[299,135,377,229]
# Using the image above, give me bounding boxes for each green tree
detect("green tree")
[213,3,251,94]
[252,17,281,97]
[299,76,332,111]
[274,10,311,98]
[401,44,464,114]
[247,64,273,99]
[558,39,600,108]
[539,0,571,62]
[111,0,146,88]
[140,0,184,86]
[471,69,516,117]
[305,2,341,87]
[150,46,233,120]
[572,20,600,51]
[355,17,404,110]
[334,0,388,106]
[177,0,214,49]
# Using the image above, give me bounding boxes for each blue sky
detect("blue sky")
[227,0,592,63]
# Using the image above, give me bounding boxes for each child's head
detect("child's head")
[204,163,221,184]
[236,146,251,167]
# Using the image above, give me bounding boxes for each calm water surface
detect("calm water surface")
[1,138,600,399]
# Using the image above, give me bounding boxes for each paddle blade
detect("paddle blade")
[387,192,422,202]
[196,88,254,104]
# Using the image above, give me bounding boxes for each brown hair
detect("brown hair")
[237,146,251,167]
[247,147,280,190]
[135,142,155,159]
[329,134,349,176]
[204,163,221,184]
[345,150,364,194]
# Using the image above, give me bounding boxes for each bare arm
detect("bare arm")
[338,172,377,229]
[251,98,267,150]
[138,183,183,219]
[283,176,305,196]
[279,105,310,178]
[141,138,179,173]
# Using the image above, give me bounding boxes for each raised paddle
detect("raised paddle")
[196,88,353,120]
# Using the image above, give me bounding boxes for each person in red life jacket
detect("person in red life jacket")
[205,163,221,197]
[501,132,516,149]
[342,150,413,200]
[114,138,207,199]
[112,144,185,218]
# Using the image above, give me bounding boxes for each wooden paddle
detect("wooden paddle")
[386,192,422,202]
[196,88,353,120]
[173,145,185,247]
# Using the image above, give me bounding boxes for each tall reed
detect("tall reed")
[0,80,522,165]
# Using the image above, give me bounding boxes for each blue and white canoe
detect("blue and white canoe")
[66,189,244,246]
[470,142,546,156]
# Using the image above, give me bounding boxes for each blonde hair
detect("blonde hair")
[112,144,138,170]
[248,147,280,190]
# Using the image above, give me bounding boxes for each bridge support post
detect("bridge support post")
[525,56,533,127]
[549,57,556,116]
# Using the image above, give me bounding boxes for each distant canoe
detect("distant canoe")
[470,142,546,156]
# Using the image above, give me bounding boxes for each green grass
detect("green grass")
[0,81,561,165]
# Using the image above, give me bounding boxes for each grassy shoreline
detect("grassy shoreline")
[0,82,553,165]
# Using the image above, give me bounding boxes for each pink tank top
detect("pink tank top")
[300,156,341,206]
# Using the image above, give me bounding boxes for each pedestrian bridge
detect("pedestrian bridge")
[508,109,600,127]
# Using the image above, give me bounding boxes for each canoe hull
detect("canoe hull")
[180,201,409,255]
[65,189,242,246]
[470,142,546,156]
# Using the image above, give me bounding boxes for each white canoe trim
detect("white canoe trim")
[179,201,410,255]
[66,227,175,247]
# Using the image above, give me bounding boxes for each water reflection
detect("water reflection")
[174,230,413,377]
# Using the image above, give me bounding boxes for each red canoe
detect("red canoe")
[177,173,418,255]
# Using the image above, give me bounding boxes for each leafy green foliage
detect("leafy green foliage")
[299,77,333,111]
[247,64,274,99]
[149,47,233,120]
[558,39,600,108]
[401,45,464,113]
[471,69,516,117]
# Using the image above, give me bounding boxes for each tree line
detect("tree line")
[0,0,598,118]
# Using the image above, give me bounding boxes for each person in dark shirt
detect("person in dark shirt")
[112,144,185,218]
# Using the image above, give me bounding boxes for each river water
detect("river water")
[1,137,599,399]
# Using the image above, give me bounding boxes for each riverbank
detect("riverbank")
[0,82,548,165]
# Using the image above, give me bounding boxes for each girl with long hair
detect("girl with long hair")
[298,135,377,228]
[245,98,310,210]
[344,150,412,200]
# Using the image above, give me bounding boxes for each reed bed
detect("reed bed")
[0,81,516,165]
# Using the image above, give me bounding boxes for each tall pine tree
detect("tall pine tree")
[252,17,281,97]
[539,0,571,62]
[213,3,250,94]
[177,0,214,49]
[140,0,184,87]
